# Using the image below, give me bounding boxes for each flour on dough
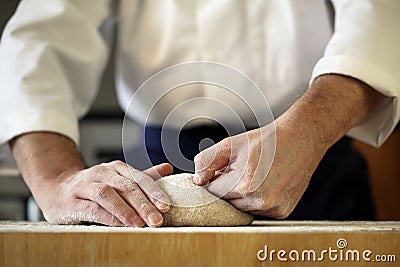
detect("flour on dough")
[155,173,253,227]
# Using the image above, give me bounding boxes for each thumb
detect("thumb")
[194,137,232,185]
[143,163,174,180]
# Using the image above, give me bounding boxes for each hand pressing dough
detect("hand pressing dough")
[155,173,253,226]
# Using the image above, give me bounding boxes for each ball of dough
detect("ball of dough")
[155,173,253,226]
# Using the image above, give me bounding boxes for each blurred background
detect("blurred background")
[1,1,399,221]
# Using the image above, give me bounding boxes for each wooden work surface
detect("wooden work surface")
[1,221,399,267]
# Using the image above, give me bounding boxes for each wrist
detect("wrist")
[274,103,331,157]
[9,132,85,197]
[276,74,386,151]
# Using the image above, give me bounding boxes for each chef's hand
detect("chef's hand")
[193,120,323,218]
[44,161,173,227]
[10,132,172,227]
[194,74,386,218]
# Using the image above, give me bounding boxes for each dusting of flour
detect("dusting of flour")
[156,173,253,227]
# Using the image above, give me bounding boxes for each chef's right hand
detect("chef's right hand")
[42,161,173,227]
[10,132,173,227]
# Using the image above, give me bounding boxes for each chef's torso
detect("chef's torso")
[114,0,332,128]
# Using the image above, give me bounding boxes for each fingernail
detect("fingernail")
[156,200,170,212]
[148,213,163,227]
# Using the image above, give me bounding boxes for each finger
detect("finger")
[91,178,164,227]
[143,163,174,180]
[123,185,165,227]
[71,200,125,226]
[228,196,286,218]
[113,162,171,213]
[228,196,265,212]
[194,138,232,185]
[205,170,244,199]
[77,182,146,227]
[249,207,289,219]
[203,158,254,199]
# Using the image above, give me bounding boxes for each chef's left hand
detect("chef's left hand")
[193,74,386,218]
[193,117,326,218]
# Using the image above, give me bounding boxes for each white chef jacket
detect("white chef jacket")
[0,0,399,148]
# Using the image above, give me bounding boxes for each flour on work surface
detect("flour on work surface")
[155,173,253,227]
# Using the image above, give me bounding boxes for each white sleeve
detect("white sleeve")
[311,0,400,147]
[0,0,114,146]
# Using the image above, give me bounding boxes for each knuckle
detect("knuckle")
[111,160,126,168]
[69,177,85,190]
[118,180,137,192]
[220,137,231,146]
[132,173,145,184]
[95,184,112,200]
[194,151,212,171]
[88,165,107,175]
[194,152,203,164]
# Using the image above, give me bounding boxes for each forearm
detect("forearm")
[9,132,85,206]
[276,74,386,152]
[195,74,387,218]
